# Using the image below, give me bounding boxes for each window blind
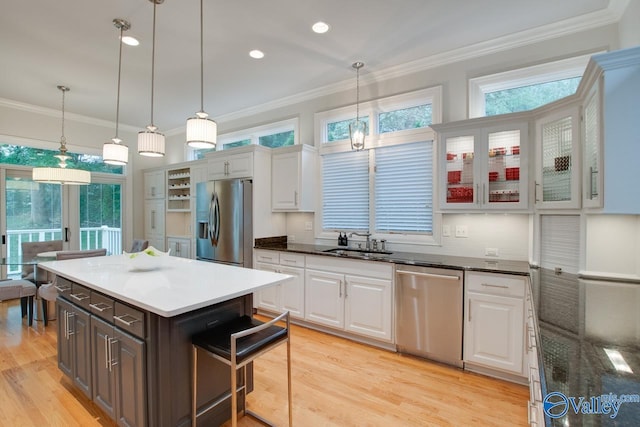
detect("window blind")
[322,150,369,230]
[540,215,580,274]
[374,141,432,233]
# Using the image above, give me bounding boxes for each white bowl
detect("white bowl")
[124,246,170,271]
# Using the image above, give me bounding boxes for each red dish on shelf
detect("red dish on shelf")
[447,170,461,184]
[447,186,473,203]
[511,146,520,155]
[505,167,520,180]
[488,172,499,182]
[446,152,457,160]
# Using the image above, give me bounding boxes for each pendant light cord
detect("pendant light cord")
[115,25,124,140]
[150,0,158,128]
[60,87,66,145]
[356,65,360,121]
[199,0,204,112]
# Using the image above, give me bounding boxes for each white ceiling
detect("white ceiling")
[0,0,618,133]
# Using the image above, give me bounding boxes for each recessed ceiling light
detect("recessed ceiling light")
[312,21,330,34]
[249,49,265,59]
[121,35,139,46]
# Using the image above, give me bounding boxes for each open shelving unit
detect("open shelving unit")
[167,167,191,212]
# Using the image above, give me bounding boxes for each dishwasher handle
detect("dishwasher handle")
[396,270,461,281]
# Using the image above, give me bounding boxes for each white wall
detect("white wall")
[584,214,640,280]
[618,0,640,48]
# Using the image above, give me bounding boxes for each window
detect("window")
[0,143,124,174]
[469,53,596,118]
[316,87,441,244]
[190,118,298,159]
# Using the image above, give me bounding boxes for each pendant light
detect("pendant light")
[186,0,217,149]
[32,86,91,185]
[349,61,366,151]
[138,0,165,157]
[103,18,130,165]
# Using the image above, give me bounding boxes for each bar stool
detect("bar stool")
[191,311,292,427]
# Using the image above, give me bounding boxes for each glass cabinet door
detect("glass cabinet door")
[536,108,581,209]
[487,129,522,205]
[583,84,602,208]
[444,135,476,205]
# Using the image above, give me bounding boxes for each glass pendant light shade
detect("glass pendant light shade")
[32,167,91,185]
[186,113,217,148]
[349,120,366,151]
[103,139,129,165]
[138,127,165,157]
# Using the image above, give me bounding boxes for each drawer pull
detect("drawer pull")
[70,292,90,302]
[54,285,71,292]
[90,302,112,312]
[480,283,509,289]
[114,314,140,327]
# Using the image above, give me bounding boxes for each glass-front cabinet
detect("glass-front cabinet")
[582,77,602,209]
[437,119,528,210]
[535,106,581,209]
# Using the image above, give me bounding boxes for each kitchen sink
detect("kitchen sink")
[322,247,393,257]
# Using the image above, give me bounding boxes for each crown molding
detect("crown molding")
[0,97,140,133]
[209,2,626,125]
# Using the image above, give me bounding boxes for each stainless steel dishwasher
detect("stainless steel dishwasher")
[396,265,463,367]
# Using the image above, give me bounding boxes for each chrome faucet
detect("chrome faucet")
[349,231,371,250]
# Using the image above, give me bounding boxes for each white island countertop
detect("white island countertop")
[39,255,292,317]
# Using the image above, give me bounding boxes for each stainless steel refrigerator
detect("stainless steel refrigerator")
[196,179,253,267]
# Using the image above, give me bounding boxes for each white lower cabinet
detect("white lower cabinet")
[305,256,393,342]
[253,250,305,319]
[464,271,526,378]
[167,237,191,259]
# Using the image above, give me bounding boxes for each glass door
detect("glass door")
[2,169,64,277]
[79,181,122,256]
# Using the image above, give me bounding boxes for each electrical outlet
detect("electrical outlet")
[485,247,499,257]
[442,225,451,237]
[305,221,313,231]
[455,225,468,238]
[288,235,295,242]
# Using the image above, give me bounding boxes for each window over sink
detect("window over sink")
[315,87,441,245]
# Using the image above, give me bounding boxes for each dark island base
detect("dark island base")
[147,295,254,427]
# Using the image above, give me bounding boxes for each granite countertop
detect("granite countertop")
[530,268,640,426]
[40,255,291,317]
[255,240,530,275]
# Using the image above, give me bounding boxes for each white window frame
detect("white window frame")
[468,53,596,118]
[314,86,443,247]
[187,117,299,159]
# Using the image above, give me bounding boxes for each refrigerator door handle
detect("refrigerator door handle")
[209,192,220,246]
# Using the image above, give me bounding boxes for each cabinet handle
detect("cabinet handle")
[339,280,342,298]
[151,186,156,197]
[481,283,509,289]
[89,302,112,312]
[54,284,71,292]
[482,183,486,204]
[108,337,119,371]
[589,167,598,199]
[534,181,540,203]
[344,280,348,298]
[104,335,110,370]
[114,314,140,327]
[294,190,298,206]
[224,161,229,175]
[476,184,480,205]
[65,311,76,339]
[70,292,90,302]
[151,210,156,230]
[468,300,472,322]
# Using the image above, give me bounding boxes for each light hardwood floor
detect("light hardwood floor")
[0,300,528,426]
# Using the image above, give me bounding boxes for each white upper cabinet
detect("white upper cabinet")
[580,47,640,213]
[435,118,529,211]
[534,106,581,209]
[144,170,165,200]
[208,151,253,180]
[271,144,317,212]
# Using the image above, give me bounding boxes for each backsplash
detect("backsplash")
[284,212,530,261]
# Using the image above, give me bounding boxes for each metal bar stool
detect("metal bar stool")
[191,311,292,427]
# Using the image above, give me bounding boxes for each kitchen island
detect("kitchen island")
[39,254,292,427]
